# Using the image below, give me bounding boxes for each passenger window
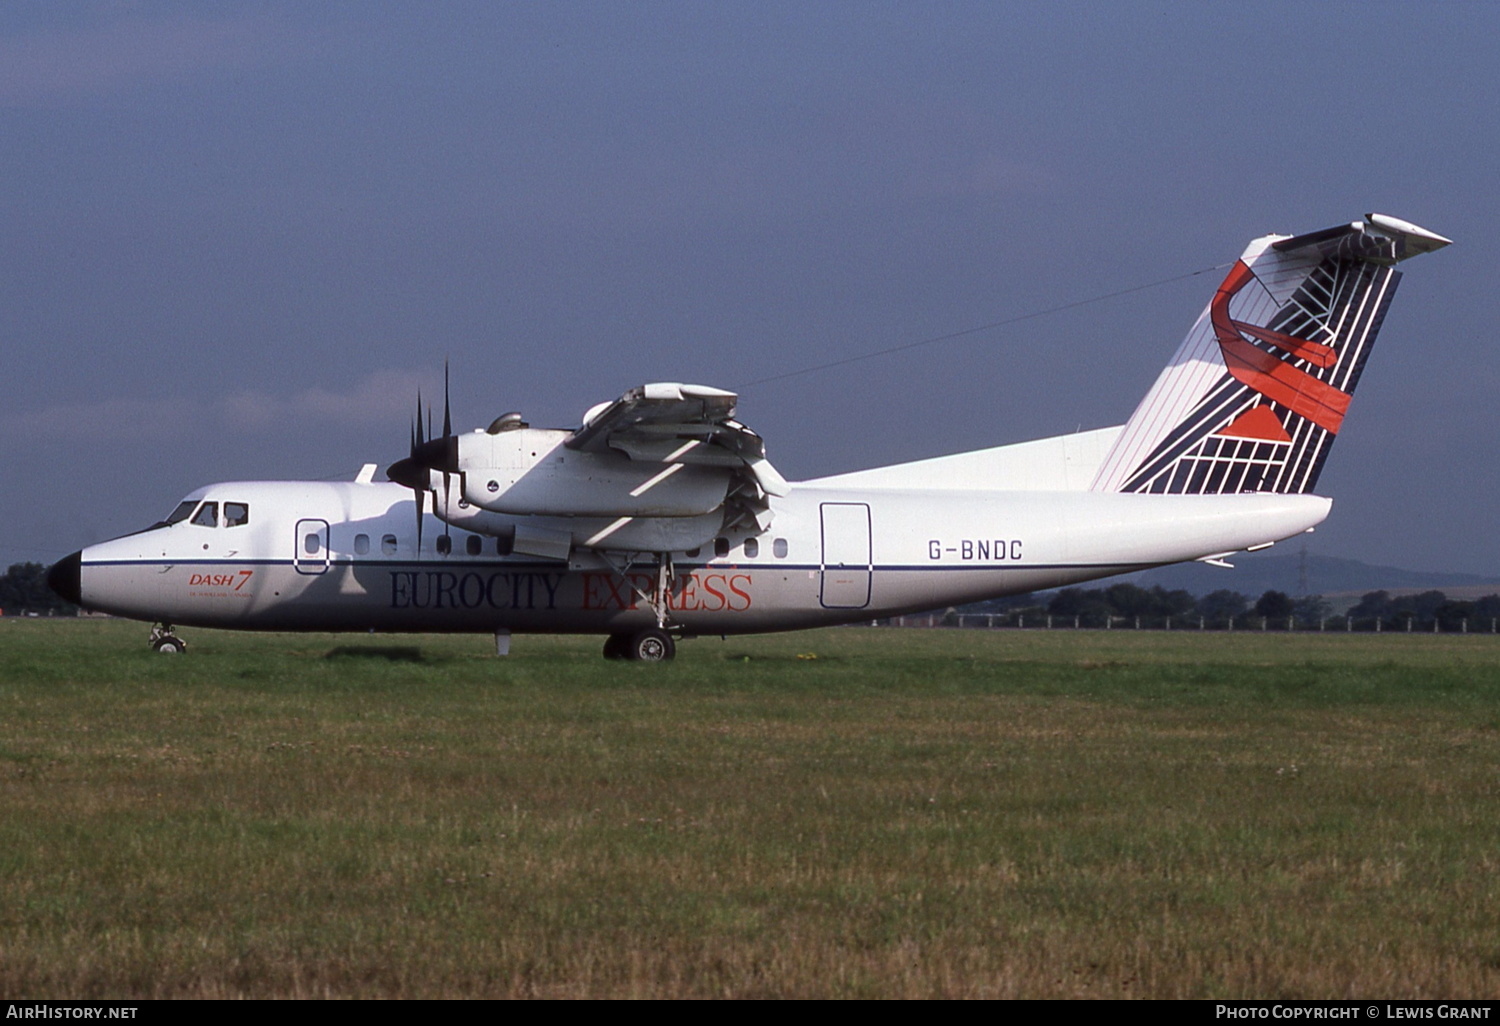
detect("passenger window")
[685,547,700,558]
[381,534,397,556]
[714,537,730,558]
[354,533,370,555]
[496,533,513,557]
[466,535,482,556]
[303,532,321,555]
[191,502,219,528]
[224,502,249,527]
[743,538,758,558]
[436,535,451,555]
[773,538,788,559]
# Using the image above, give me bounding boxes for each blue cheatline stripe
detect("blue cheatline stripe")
[83,557,1148,575]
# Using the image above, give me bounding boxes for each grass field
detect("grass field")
[3,619,1499,998]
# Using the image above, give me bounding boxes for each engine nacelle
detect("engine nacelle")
[392,384,785,557]
[455,427,732,517]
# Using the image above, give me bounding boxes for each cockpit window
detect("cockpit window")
[165,500,198,525]
[224,502,249,527]
[190,502,219,528]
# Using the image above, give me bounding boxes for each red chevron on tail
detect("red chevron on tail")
[1210,260,1351,435]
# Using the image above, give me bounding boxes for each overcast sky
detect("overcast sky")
[3,1,1496,577]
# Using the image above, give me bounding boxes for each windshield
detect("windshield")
[165,500,198,525]
[121,498,202,538]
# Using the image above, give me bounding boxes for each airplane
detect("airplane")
[47,213,1450,660]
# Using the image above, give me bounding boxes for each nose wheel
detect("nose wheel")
[150,624,187,654]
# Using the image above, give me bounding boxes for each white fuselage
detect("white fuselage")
[58,214,1452,647]
[72,477,1329,635]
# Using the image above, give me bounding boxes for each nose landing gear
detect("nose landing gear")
[150,623,187,654]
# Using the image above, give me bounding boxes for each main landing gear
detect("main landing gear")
[150,623,187,654]
[595,551,680,662]
[602,628,677,662]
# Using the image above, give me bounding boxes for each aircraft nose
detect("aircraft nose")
[47,551,82,605]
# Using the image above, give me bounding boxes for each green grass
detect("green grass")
[3,620,1499,997]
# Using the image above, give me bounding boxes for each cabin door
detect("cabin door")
[819,502,871,609]
[294,518,331,575]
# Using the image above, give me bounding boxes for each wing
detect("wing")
[568,382,788,531]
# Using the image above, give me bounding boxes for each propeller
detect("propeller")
[440,362,453,543]
[387,364,459,555]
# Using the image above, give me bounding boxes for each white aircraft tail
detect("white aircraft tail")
[1091,214,1450,495]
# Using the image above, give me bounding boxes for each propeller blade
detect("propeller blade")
[415,481,425,555]
[442,463,453,540]
[443,360,452,439]
[442,362,453,535]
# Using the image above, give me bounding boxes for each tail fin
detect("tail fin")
[1091,214,1450,495]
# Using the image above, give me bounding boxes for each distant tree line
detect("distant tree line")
[957,583,1500,631]
[1343,590,1500,632]
[0,562,77,617]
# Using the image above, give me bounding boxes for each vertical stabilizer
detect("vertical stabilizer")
[1091,215,1450,495]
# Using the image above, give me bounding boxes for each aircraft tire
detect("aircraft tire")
[602,634,630,660]
[152,636,186,654]
[627,628,675,662]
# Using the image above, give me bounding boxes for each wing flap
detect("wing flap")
[567,383,789,534]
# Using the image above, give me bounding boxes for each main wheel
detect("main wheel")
[602,634,630,660]
[152,635,186,654]
[626,628,675,662]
